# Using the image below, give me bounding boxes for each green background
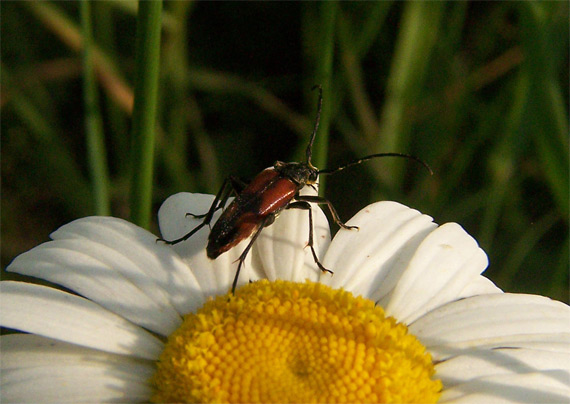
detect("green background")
[2,1,568,302]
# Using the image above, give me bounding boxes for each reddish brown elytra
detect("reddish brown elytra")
[159,86,432,293]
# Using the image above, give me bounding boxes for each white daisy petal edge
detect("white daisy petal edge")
[411,293,570,402]
[410,293,570,359]
[435,346,570,389]
[320,201,438,299]
[385,222,490,324]
[439,372,570,403]
[1,281,163,360]
[457,274,503,298]
[2,334,154,403]
[50,216,206,316]
[8,216,207,333]
[7,237,181,336]
[320,201,498,323]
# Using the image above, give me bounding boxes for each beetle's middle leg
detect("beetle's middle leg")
[158,176,245,245]
[294,195,359,231]
[287,201,333,276]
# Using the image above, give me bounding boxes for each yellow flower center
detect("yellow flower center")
[152,280,441,403]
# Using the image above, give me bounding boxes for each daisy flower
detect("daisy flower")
[2,191,569,403]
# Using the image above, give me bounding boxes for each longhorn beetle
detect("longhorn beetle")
[159,86,432,294]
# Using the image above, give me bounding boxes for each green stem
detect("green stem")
[354,1,392,58]
[313,1,338,193]
[375,2,444,188]
[129,0,163,228]
[3,68,93,217]
[495,211,559,290]
[519,2,569,220]
[337,14,380,142]
[80,0,110,216]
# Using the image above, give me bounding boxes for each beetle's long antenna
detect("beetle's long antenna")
[318,152,433,176]
[306,85,323,168]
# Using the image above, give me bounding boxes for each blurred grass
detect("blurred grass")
[1,1,568,302]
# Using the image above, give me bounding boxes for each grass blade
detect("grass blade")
[80,0,110,216]
[129,0,163,228]
[375,2,444,187]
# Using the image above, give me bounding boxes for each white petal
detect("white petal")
[439,372,570,403]
[158,192,252,295]
[321,201,437,300]
[409,293,570,361]
[480,334,570,353]
[1,334,153,403]
[253,201,330,283]
[1,282,163,360]
[458,275,503,296]
[158,192,217,261]
[385,222,490,324]
[7,239,181,336]
[436,347,570,388]
[49,216,205,316]
[184,234,253,296]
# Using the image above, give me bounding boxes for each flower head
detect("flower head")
[2,193,569,403]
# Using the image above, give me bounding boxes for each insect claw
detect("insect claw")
[317,263,334,276]
[156,237,175,245]
[185,212,207,219]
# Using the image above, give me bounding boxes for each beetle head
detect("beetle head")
[274,161,319,186]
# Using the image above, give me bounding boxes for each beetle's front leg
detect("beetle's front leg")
[157,176,245,245]
[287,201,333,276]
[294,195,358,231]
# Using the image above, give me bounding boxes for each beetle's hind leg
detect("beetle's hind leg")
[157,176,246,245]
[231,214,274,294]
[185,176,248,220]
[287,201,333,276]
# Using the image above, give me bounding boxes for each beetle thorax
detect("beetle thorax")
[273,161,318,186]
